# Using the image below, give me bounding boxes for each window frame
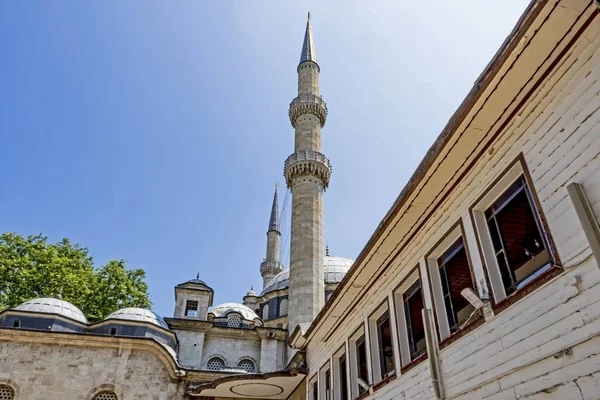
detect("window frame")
[184,300,199,317]
[0,384,15,400]
[237,358,256,373]
[92,391,119,400]
[309,373,319,400]
[319,361,332,400]
[332,344,349,400]
[425,222,480,342]
[348,325,370,399]
[206,356,226,371]
[469,155,560,312]
[392,267,428,371]
[227,313,243,328]
[367,301,396,385]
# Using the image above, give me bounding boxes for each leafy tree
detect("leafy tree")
[0,232,151,321]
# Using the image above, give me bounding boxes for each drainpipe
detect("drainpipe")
[567,183,600,268]
[423,308,444,399]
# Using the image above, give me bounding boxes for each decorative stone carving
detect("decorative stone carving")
[284,151,332,190]
[288,93,328,127]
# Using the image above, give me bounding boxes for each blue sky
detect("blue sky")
[0,1,530,317]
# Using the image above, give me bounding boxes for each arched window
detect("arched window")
[206,357,225,371]
[92,392,118,400]
[0,385,15,400]
[237,359,256,373]
[262,304,269,320]
[279,298,289,316]
[227,314,242,328]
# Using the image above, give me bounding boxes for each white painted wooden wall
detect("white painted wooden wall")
[306,11,600,400]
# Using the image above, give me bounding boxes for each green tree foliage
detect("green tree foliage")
[0,232,151,321]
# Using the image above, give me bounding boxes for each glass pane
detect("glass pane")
[492,178,524,212]
[495,187,549,287]
[357,336,369,383]
[377,313,394,377]
[496,252,515,294]
[487,218,503,252]
[439,239,474,332]
[404,280,425,360]
[340,355,348,400]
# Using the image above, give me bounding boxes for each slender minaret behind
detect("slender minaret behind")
[260,187,283,289]
[285,13,331,332]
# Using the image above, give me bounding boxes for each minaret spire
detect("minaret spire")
[300,12,317,65]
[268,185,280,232]
[260,186,283,289]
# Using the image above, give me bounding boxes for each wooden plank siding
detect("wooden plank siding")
[304,1,600,399]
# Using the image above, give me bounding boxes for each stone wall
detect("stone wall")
[201,335,261,371]
[0,341,185,400]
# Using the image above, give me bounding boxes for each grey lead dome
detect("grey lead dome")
[105,307,169,329]
[261,255,354,296]
[208,303,260,321]
[15,297,88,324]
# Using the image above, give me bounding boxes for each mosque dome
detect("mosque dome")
[105,308,169,329]
[15,297,88,324]
[208,303,260,321]
[261,255,354,295]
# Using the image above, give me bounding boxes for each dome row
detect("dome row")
[12,298,260,327]
[14,298,167,328]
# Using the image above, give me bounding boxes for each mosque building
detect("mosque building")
[3,1,600,399]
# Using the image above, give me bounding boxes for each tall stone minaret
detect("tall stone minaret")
[260,187,283,289]
[285,13,331,332]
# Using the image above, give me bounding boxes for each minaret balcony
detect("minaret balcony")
[284,150,332,190]
[260,259,284,276]
[288,93,328,127]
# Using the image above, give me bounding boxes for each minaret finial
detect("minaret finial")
[326,245,330,257]
[196,273,199,279]
[300,12,317,64]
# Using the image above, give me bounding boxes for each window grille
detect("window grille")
[92,392,118,400]
[237,359,256,373]
[262,304,269,320]
[185,300,199,317]
[0,385,14,400]
[206,357,225,371]
[279,298,289,316]
[227,314,242,328]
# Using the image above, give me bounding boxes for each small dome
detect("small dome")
[184,278,207,285]
[324,256,354,284]
[245,288,258,297]
[105,308,168,329]
[15,297,88,323]
[208,303,260,321]
[261,255,353,295]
